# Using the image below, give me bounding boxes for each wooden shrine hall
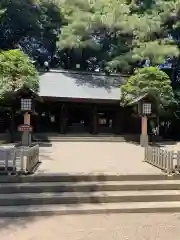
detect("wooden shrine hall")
[33,70,141,134]
[0,70,142,135]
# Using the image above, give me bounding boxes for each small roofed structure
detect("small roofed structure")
[12,87,43,102]
[127,93,160,147]
[127,93,159,117]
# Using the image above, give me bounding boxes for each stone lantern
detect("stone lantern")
[13,87,42,146]
[128,93,157,147]
[20,97,33,146]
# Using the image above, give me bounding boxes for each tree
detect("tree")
[0,0,40,49]
[57,0,135,72]
[57,0,180,73]
[58,0,180,73]
[0,49,39,141]
[0,49,39,98]
[0,0,63,61]
[121,67,176,109]
[1,0,180,74]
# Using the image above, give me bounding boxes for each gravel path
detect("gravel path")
[1,213,180,240]
[38,142,161,175]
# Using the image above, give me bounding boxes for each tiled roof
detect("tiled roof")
[39,69,126,100]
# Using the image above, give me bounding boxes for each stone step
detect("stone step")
[37,138,128,143]
[1,201,180,217]
[0,190,180,206]
[34,135,139,143]
[0,173,176,183]
[1,180,180,193]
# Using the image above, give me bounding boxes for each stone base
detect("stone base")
[22,132,31,146]
[140,134,149,147]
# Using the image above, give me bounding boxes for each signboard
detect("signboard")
[18,124,33,132]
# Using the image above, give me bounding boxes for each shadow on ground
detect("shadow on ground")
[0,173,111,229]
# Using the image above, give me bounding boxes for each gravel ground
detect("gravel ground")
[1,213,180,240]
[163,142,180,151]
[38,142,161,175]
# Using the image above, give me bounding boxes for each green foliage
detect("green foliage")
[56,0,180,72]
[1,0,180,73]
[0,0,63,50]
[0,49,39,99]
[121,67,176,107]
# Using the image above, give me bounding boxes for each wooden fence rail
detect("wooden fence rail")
[145,146,180,174]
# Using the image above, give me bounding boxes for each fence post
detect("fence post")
[159,148,164,169]
[170,151,174,173]
[144,146,180,174]
[12,148,16,173]
[20,148,24,172]
[176,151,180,172]
[5,149,9,173]
[163,150,168,170]
[153,147,155,165]
[167,151,173,174]
[156,148,159,167]
[144,147,148,161]
[25,144,39,174]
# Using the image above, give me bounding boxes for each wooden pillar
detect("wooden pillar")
[140,115,148,147]
[114,109,122,134]
[60,104,64,134]
[24,112,30,125]
[141,115,147,135]
[22,112,31,146]
[92,105,98,134]
[58,105,62,133]
[60,104,68,134]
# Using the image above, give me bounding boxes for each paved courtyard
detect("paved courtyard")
[38,141,161,175]
[1,213,180,240]
[0,141,180,240]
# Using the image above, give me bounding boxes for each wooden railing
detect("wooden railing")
[0,144,40,174]
[145,146,180,174]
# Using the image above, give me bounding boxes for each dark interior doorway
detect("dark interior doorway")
[97,110,115,133]
[67,103,91,133]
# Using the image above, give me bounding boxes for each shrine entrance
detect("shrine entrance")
[67,103,91,133]
[34,99,136,135]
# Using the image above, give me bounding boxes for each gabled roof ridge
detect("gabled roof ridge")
[39,69,129,78]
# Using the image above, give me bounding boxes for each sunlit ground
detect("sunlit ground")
[1,213,180,240]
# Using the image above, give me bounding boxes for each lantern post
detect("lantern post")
[19,98,33,146]
[140,102,152,147]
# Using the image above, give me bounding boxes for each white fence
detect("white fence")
[145,146,180,174]
[0,144,39,174]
